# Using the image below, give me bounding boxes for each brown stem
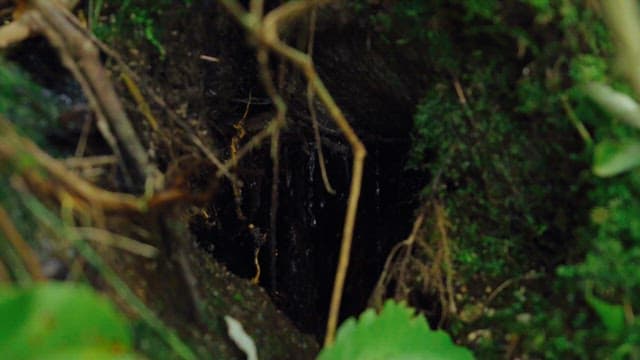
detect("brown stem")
[0,204,45,281]
[29,0,155,188]
[218,0,366,345]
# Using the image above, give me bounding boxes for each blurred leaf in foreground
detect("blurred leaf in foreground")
[318,300,474,360]
[0,282,136,359]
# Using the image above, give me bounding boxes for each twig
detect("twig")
[73,111,93,157]
[191,134,240,184]
[433,202,456,323]
[26,0,155,187]
[75,226,158,258]
[561,95,593,146]
[369,213,425,309]
[255,42,286,293]
[120,72,159,131]
[217,0,367,345]
[230,93,253,220]
[0,117,145,212]
[77,29,240,185]
[199,54,220,63]
[64,155,118,168]
[0,0,80,47]
[0,18,30,47]
[0,204,45,281]
[306,1,335,195]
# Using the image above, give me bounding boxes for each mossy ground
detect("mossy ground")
[369,0,640,357]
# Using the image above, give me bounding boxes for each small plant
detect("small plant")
[553,1,640,358]
[317,300,473,360]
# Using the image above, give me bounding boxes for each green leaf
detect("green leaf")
[584,82,640,129]
[0,282,135,359]
[585,292,626,337]
[318,300,474,360]
[593,139,640,177]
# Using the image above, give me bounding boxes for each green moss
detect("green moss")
[91,0,193,57]
[388,0,640,357]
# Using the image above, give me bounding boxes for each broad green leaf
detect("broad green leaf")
[585,292,626,337]
[0,282,135,359]
[318,300,474,360]
[584,82,640,129]
[593,140,640,177]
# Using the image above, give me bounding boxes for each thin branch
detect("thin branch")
[306,1,336,194]
[254,45,288,293]
[29,0,156,187]
[217,0,366,345]
[0,117,145,212]
[0,18,30,47]
[64,155,118,168]
[75,226,159,258]
[0,204,45,281]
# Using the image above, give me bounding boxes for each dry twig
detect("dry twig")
[218,0,366,345]
[0,204,45,281]
[0,0,156,189]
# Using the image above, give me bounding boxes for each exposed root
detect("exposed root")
[231,93,254,220]
[433,202,457,323]
[24,0,156,187]
[218,0,366,345]
[306,2,335,195]
[74,226,158,258]
[370,200,458,327]
[369,213,425,310]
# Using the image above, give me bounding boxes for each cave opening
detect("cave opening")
[190,124,426,338]
[180,1,431,339]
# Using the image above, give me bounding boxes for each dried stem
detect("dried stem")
[5,0,157,188]
[217,0,366,345]
[0,204,45,281]
[306,1,335,195]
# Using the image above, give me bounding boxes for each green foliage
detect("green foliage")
[409,58,571,279]
[91,0,192,57]
[399,0,640,357]
[585,290,626,338]
[318,300,473,360]
[0,282,135,359]
[549,2,640,357]
[353,0,640,357]
[400,0,610,286]
[593,139,640,177]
